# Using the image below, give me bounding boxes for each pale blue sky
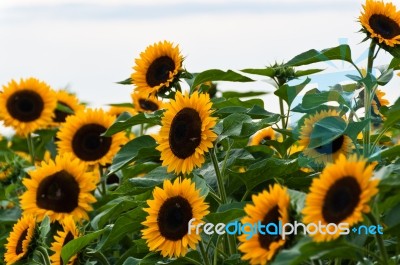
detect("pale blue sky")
[0,0,399,134]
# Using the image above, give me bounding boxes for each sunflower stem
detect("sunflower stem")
[210,149,227,204]
[213,235,223,265]
[139,124,144,137]
[363,41,377,157]
[27,133,36,164]
[36,246,51,265]
[182,257,203,265]
[366,212,389,264]
[199,241,211,265]
[87,251,111,265]
[279,98,287,140]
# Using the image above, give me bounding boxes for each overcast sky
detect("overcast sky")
[1,0,399,134]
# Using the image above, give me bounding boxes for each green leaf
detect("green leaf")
[294,68,324,77]
[117,77,132,85]
[206,202,246,224]
[215,105,279,120]
[369,145,400,162]
[240,67,275,77]
[191,175,209,197]
[344,119,370,142]
[377,68,393,86]
[39,216,51,239]
[383,97,400,129]
[109,135,159,175]
[62,227,109,264]
[274,78,311,107]
[385,45,400,58]
[103,111,162,136]
[285,44,353,67]
[287,189,306,214]
[301,89,352,109]
[56,102,74,114]
[191,69,253,90]
[213,97,264,109]
[308,116,347,149]
[221,91,268,98]
[389,57,400,70]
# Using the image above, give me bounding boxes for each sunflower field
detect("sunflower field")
[1,0,400,264]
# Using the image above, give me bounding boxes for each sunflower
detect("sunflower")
[4,215,36,265]
[302,154,379,242]
[238,184,290,265]
[0,78,57,136]
[142,178,209,258]
[51,90,84,126]
[57,108,127,166]
[156,91,217,175]
[360,0,400,47]
[108,105,137,117]
[0,162,13,181]
[132,41,183,96]
[20,153,97,222]
[50,217,80,265]
[372,89,389,117]
[249,127,276,146]
[299,109,353,164]
[131,92,163,113]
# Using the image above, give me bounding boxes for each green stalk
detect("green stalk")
[27,133,35,164]
[139,124,144,137]
[363,41,377,157]
[210,149,227,204]
[87,251,111,265]
[279,98,287,140]
[199,241,211,265]
[183,257,203,265]
[366,212,389,264]
[36,246,51,265]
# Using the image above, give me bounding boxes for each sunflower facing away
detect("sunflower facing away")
[52,90,84,126]
[57,108,127,166]
[20,153,97,222]
[250,127,276,146]
[50,217,80,265]
[132,41,183,96]
[302,154,379,242]
[131,92,163,113]
[142,178,209,258]
[156,91,217,175]
[0,78,57,136]
[372,89,389,117]
[4,215,36,265]
[238,184,290,265]
[360,0,400,47]
[299,109,353,164]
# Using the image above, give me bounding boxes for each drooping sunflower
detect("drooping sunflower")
[238,184,290,265]
[108,105,137,117]
[20,153,97,222]
[142,178,209,258]
[0,78,57,136]
[50,217,80,265]
[4,215,36,265]
[302,154,379,242]
[299,109,353,164]
[57,108,127,166]
[131,92,163,113]
[156,91,217,175]
[250,127,276,146]
[51,90,84,126]
[132,41,183,96]
[359,0,400,47]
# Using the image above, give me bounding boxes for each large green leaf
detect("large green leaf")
[240,67,275,77]
[221,91,268,98]
[108,135,159,175]
[301,89,352,110]
[275,78,311,107]
[206,202,247,224]
[383,97,400,129]
[212,97,264,109]
[344,119,369,142]
[285,44,353,67]
[214,105,279,120]
[308,116,347,149]
[191,69,253,90]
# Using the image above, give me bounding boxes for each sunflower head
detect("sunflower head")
[299,109,353,164]
[4,215,36,265]
[57,108,127,166]
[50,216,80,265]
[359,0,400,47]
[51,90,84,126]
[0,78,57,136]
[156,91,217,175]
[302,154,379,242]
[142,178,209,258]
[132,41,184,97]
[131,92,163,113]
[20,153,97,222]
[238,184,290,265]
[250,127,276,146]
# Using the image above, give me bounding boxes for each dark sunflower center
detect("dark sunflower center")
[53,101,72,123]
[146,56,176,87]
[36,170,80,213]
[157,196,193,241]
[16,229,29,255]
[60,232,75,265]
[169,108,202,159]
[369,14,400,39]
[314,135,344,155]
[6,90,44,122]
[258,205,282,250]
[138,98,159,111]
[72,124,112,161]
[106,173,119,185]
[322,176,361,224]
